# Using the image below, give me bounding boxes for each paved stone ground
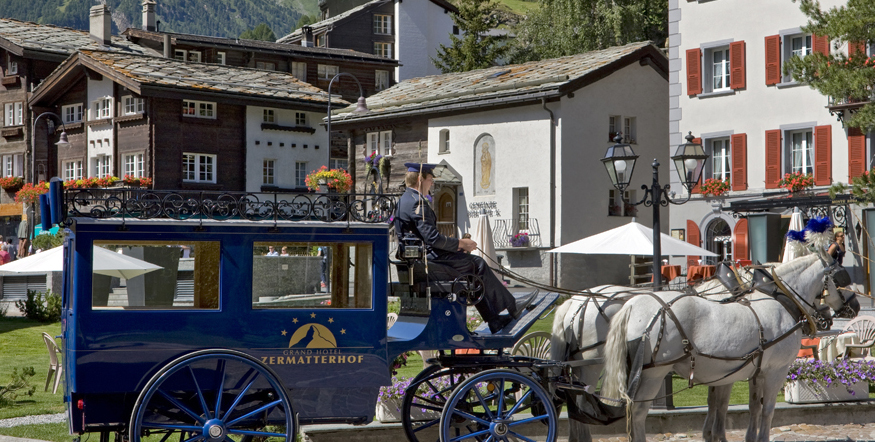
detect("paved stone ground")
[592,423,875,442]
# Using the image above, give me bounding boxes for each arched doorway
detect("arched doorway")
[435,189,456,238]
[705,218,732,264]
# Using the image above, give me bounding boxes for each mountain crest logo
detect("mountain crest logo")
[288,323,337,349]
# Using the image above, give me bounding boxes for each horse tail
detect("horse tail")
[601,302,633,406]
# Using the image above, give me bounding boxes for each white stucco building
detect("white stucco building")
[332,42,669,288]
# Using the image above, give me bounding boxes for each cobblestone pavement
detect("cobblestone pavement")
[592,423,875,441]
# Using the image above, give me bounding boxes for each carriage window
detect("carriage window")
[91,241,219,310]
[252,242,372,309]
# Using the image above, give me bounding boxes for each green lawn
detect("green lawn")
[0,317,65,419]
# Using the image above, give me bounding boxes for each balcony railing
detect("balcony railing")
[493,218,542,249]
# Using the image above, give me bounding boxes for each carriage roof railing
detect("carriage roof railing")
[56,187,400,228]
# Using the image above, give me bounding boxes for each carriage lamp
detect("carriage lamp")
[671,132,707,192]
[601,134,638,193]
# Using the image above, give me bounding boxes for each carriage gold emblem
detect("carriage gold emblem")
[261,313,365,366]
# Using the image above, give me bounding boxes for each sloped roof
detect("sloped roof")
[123,28,397,65]
[32,50,348,109]
[278,0,390,43]
[330,42,666,123]
[0,18,151,58]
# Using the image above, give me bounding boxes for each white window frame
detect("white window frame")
[92,97,112,120]
[174,49,187,61]
[315,34,326,47]
[373,14,392,35]
[2,154,22,177]
[256,61,276,71]
[709,47,731,92]
[295,161,307,187]
[63,103,84,124]
[216,52,226,65]
[781,30,813,83]
[623,117,636,144]
[187,51,201,62]
[94,155,112,178]
[182,100,216,119]
[329,158,348,171]
[292,62,307,81]
[608,115,620,141]
[5,102,23,126]
[439,129,450,153]
[374,42,393,58]
[64,160,84,180]
[317,64,338,80]
[263,109,275,123]
[514,187,529,231]
[122,96,144,115]
[263,159,275,185]
[375,70,389,91]
[295,112,307,126]
[7,60,17,75]
[367,130,392,156]
[124,153,144,178]
[788,129,814,175]
[183,153,217,183]
[710,138,732,181]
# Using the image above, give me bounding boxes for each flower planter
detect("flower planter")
[375,397,440,423]
[784,381,869,404]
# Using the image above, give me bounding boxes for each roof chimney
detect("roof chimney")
[142,0,157,32]
[89,4,112,46]
[301,26,314,47]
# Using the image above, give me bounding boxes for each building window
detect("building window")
[608,115,620,141]
[375,70,390,91]
[623,117,636,144]
[368,131,392,156]
[295,162,307,187]
[216,52,226,65]
[174,50,187,61]
[2,154,22,177]
[608,189,637,217]
[4,102,23,126]
[124,154,144,178]
[7,61,17,75]
[317,64,338,80]
[439,129,450,153]
[94,155,112,177]
[183,153,216,183]
[374,42,393,58]
[710,47,731,92]
[122,96,144,115]
[373,15,392,34]
[515,188,529,230]
[315,34,326,47]
[783,33,812,82]
[263,109,275,123]
[187,51,201,62]
[63,103,84,123]
[92,97,112,119]
[292,62,307,81]
[64,160,83,180]
[256,61,276,70]
[710,138,731,181]
[789,129,814,175]
[329,158,348,171]
[263,159,275,185]
[295,112,307,126]
[182,100,216,119]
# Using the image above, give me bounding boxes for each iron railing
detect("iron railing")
[493,218,542,248]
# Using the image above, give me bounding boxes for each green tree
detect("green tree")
[294,14,316,31]
[239,23,277,42]
[508,0,667,63]
[432,0,508,73]
[784,0,875,131]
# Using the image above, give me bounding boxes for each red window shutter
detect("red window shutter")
[813,34,830,56]
[733,219,749,261]
[731,133,748,191]
[686,48,702,96]
[691,137,703,193]
[814,125,832,186]
[765,129,782,189]
[849,41,867,56]
[765,35,781,86]
[849,127,867,179]
[730,40,746,89]
[687,220,701,264]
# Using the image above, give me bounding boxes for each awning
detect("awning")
[432,160,463,184]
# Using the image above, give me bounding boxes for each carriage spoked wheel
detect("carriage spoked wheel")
[439,369,557,442]
[401,365,476,442]
[130,349,296,442]
[451,275,484,306]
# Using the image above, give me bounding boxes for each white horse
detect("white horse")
[551,276,742,442]
[601,252,856,442]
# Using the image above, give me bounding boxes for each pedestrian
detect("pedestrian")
[16,219,29,258]
[265,245,279,256]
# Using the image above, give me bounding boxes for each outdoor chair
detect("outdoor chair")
[841,315,875,359]
[510,331,552,359]
[386,312,398,330]
[42,332,63,394]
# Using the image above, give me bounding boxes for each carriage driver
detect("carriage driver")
[395,162,538,334]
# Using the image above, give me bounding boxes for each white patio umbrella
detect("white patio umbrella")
[0,246,162,279]
[470,210,502,279]
[782,207,806,263]
[548,220,717,256]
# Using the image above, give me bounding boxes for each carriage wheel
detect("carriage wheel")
[451,275,484,306]
[402,365,475,442]
[439,369,557,442]
[130,349,295,442]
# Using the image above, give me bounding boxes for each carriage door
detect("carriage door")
[705,219,731,264]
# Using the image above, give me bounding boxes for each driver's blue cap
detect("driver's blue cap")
[405,162,437,174]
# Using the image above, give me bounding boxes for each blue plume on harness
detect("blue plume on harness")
[804,217,832,234]
[785,230,806,243]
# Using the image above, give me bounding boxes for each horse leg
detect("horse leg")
[567,363,599,442]
[753,370,787,442]
[745,375,764,442]
[627,367,672,442]
[703,384,731,442]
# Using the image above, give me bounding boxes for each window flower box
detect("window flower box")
[784,380,869,403]
[784,358,874,404]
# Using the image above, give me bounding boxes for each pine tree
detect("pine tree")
[784,0,875,131]
[240,23,277,42]
[432,0,508,73]
[508,0,667,63]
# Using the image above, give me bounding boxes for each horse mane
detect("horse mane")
[773,253,820,275]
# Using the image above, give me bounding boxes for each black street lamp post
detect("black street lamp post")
[602,132,707,289]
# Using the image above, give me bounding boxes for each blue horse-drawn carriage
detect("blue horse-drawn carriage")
[49,186,570,442]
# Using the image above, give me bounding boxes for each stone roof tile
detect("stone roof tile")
[0,18,150,56]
